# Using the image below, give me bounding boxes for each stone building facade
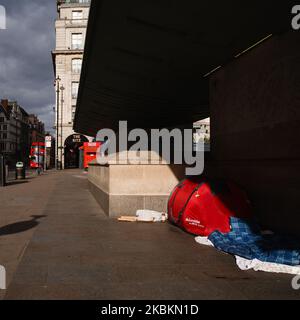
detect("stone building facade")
[28,114,45,146]
[193,118,210,151]
[52,0,91,169]
[0,99,31,167]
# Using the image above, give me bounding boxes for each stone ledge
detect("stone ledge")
[88,155,186,217]
[89,181,170,217]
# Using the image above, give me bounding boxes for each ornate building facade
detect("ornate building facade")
[52,0,91,169]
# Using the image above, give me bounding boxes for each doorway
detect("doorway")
[64,134,88,169]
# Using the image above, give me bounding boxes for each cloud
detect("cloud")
[0,0,56,132]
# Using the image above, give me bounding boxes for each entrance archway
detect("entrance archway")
[64,134,88,169]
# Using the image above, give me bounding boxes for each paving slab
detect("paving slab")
[0,170,299,300]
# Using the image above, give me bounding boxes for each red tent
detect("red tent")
[168,177,252,236]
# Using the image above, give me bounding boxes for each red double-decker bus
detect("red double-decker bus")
[30,142,45,169]
[82,142,101,169]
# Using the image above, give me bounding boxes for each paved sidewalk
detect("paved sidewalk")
[0,170,57,299]
[0,170,299,299]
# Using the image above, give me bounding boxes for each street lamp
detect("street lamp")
[60,85,65,170]
[54,76,61,170]
[12,105,19,164]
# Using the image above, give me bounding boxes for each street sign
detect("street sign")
[45,136,52,148]
[72,134,83,143]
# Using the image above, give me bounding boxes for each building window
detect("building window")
[0,117,4,123]
[72,82,79,99]
[0,143,5,152]
[72,105,76,121]
[72,10,83,23]
[3,124,7,131]
[72,58,82,74]
[71,33,83,50]
[2,133,7,139]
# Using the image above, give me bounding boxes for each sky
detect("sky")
[0,0,56,133]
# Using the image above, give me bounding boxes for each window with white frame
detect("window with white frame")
[72,10,83,23]
[72,58,82,73]
[72,82,79,99]
[71,33,83,50]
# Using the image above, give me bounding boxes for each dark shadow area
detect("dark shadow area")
[6,180,29,186]
[0,215,47,236]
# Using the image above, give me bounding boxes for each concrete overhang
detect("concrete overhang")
[74,0,294,136]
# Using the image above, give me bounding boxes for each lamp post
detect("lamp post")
[15,116,18,163]
[12,105,19,164]
[60,85,65,170]
[55,76,61,170]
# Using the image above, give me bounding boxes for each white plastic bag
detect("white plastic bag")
[136,210,168,222]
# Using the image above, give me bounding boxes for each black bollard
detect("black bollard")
[0,155,6,187]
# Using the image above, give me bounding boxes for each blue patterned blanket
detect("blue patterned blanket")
[208,217,300,266]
